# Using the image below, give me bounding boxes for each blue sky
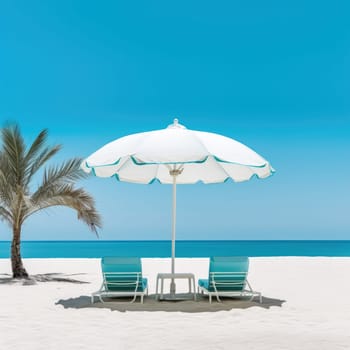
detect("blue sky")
[0,0,349,240]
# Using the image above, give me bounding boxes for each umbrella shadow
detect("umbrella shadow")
[56,294,285,313]
[0,273,90,285]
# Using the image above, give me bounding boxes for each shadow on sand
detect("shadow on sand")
[0,273,89,285]
[56,294,285,313]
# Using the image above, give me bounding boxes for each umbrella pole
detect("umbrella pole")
[169,167,183,296]
[170,172,177,295]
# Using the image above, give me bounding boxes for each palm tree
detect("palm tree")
[0,124,101,278]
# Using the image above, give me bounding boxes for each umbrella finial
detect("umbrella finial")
[168,118,186,129]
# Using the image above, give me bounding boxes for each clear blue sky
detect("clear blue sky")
[0,1,349,240]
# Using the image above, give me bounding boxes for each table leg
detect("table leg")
[155,276,159,300]
[160,278,164,300]
[192,277,197,301]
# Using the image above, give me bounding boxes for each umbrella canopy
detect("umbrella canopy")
[82,119,274,184]
[82,119,274,296]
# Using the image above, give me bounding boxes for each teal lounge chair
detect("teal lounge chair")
[198,257,262,303]
[91,257,148,304]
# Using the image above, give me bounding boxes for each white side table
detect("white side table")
[155,273,197,301]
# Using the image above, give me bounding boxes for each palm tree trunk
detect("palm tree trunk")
[11,226,28,278]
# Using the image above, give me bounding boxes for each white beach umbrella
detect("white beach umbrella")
[81,119,274,294]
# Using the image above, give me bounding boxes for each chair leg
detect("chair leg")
[91,294,94,304]
[198,286,204,295]
[141,294,144,304]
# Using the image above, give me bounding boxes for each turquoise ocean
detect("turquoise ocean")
[1,240,350,258]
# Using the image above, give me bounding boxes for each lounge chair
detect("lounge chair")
[91,257,148,304]
[198,256,262,303]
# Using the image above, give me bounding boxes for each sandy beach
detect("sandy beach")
[1,257,350,350]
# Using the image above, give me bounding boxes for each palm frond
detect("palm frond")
[24,145,61,186]
[31,158,89,203]
[0,155,15,207]
[1,125,26,187]
[0,206,13,225]
[23,129,62,184]
[24,129,48,165]
[0,123,102,236]
[44,158,88,184]
[27,183,102,233]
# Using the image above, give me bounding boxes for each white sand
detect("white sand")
[1,257,350,349]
